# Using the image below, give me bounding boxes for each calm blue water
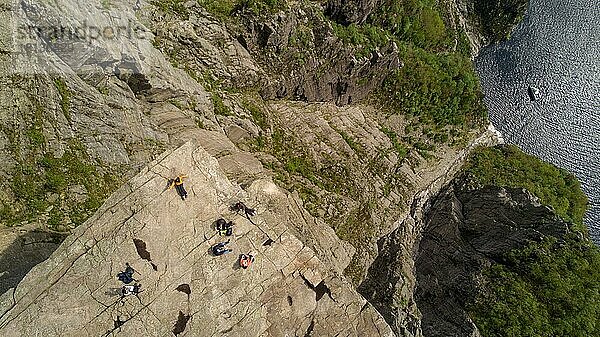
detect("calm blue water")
[475,0,600,243]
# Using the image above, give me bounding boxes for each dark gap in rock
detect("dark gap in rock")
[220,326,234,334]
[150,262,158,271]
[304,320,315,337]
[0,230,67,295]
[172,311,190,336]
[257,24,273,48]
[262,238,274,246]
[176,284,191,295]
[236,35,248,50]
[314,281,332,301]
[287,295,293,306]
[300,274,314,289]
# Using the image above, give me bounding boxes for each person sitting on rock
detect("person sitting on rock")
[168,175,188,200]
[231,201,256,217]
[239,253,255,269]
[216,218,234,236]
[132,283,142,295]
[212,240,232,256]
[117,263,135,284]
[121,285,135,297]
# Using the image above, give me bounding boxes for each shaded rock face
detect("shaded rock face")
[324,0,381,25]
[150,2,401,106]
[0,230,67,295]
[414,180,569,337]
[358,228,423,337]
[0,141,393,336]
[358,175,569,337]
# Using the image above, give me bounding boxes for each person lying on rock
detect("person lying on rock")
[117,263,136,284]
[212,240,232,256]
[216,218,234,236]
[231,201,256,217]
[121,282,142,297]
[239,253,255,269]
[168,175,188,200]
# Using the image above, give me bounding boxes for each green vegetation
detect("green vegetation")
[241,99,269,130]
[0,104,121,229]
[327,0,488,143]
[101,0,111,10]
[194,0,284,19]
[380,127,408,160]
[150,0,190,17]
[473,0,529,43]
[211,93,233,116]
[382,49,486,130]
[54,78,71,121]
[471,235,600,337]
[464,145,588,229]
[464,145,598,337]
[331,23,391,58]
[2,138,121,229]
[330,127,364,155]
[368,0,454,51]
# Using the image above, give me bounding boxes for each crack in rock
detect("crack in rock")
[314,281,332,302]
[304,319,315,337]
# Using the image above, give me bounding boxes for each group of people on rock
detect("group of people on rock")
[114,176,260,299]
[116,263,142,299]
[211,201,257,270]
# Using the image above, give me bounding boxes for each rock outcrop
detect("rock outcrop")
[414,178,570,337]
[0,140,392,336]
[0,0,529,335]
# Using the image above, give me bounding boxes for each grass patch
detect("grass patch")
[54,78,71,121]
[195,0,285,19]
[151,0,189,17]
[380,127,408,159]
[1,136,121,229]
[241,99,269,130]
[211,93,233,116]
[335,128,364,155]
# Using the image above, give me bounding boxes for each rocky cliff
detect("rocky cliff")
[0,0,561,336]
[0,140,393,336]
[414,180,571,337]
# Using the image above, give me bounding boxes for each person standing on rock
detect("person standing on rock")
[232,201,256,222]
[216,218,234,236]
[212,240,232,256]
[168,175,188,200]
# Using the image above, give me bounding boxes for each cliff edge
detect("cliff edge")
[0,140,392,336]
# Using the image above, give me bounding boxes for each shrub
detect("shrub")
[464,145,588,228]
[465,145,598,337]
[471,235,600,337]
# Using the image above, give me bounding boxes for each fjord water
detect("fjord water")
[475,0,600,243]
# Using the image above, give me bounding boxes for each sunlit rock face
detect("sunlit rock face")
[0,141,393,336]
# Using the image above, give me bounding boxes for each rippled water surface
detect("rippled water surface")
[475,0,600,243]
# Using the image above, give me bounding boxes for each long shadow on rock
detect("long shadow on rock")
[0,230,67,295]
